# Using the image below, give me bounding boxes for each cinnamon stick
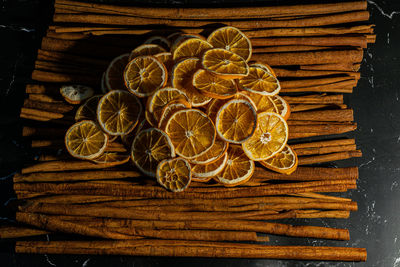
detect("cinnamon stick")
[283,94,343,104]
[298,150,362,165]
[280,79,357,93]
[252,45,331,53]
[251,36,367,48]
[22,126,67,138]
[0,225,49,239]
[28,93,63,103]
[291,139,356,149]
[294,144,357,156]
[25,84,60,94]
[274,69,360,79]
[289,123,357,133]
[31,69,99,84]
[23,99,74,114]
[280,76,355,89]
[37,49,109,67]
[290,104,347,112]
[301,63,361,71]
[288,109,353,121]
[20,107,65,120]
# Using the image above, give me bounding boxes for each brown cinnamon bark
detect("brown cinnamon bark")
[280,79,357,93]
[301,63,361,71]
[23,99,73,114]
[288,109,354,121]
[20,107,65,120]
[283,94,343,104]
[31,69,99,84]
[298,150,362,165]
[292,139,356,149]
[274,69,361,79]
[289,123,357,133]
[22,126,67,138]
[28,93,63,103]
[0,225,49,239]
[280,77,355,89]
[252,45,331,53]
[37,49,109,67]
[294,144,357,156]
[251,36,367,48]
[35,60,102,75]
[25,84,60,94]
[290,104,347,112]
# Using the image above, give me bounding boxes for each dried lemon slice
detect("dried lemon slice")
[156,157,192,192]
[60,85,94,104]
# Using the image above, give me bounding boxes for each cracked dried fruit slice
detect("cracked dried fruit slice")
[146,87,188,122]
[189,138,228,165]
[97,90,142,136]
[202,48,249,79]
[207,26,252,62]
[242,112,288,161]
[124,56,167,97]
[129,44,166,61]
[214,145,254,187]
[131,128,175,177]
[92,152,130,167]
[260,145,298,175]
[193,69,237,99]
[271,95,291,120]
[238,66,281,96]
[156,157,191,192]
[165,109,216,159]
[105,53,129,91]
[173,38,213,61]
[75,95,102,122]
[65,120,108,160]
[60,85,94,105]
[216,99,257,144]
[192,152,228,179]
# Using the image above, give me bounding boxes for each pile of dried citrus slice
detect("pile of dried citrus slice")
[63,26,298,192]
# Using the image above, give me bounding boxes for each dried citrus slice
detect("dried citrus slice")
[206,98,226,122]
[145,110,158,127]
[146,87,188,122]
[192,152,228,179]
[215,146,254,186]
[241,91,278,114]
[260,145,298,175]
[75,95,102,122]
[167,32,184,44]
[92,152,130,167]
[173,38,213,61]
[158,100,191,130]
[215,99,257,144]
[271,95,291,120]
[156,157,191,192]
[124,56,167,97]
[171,33,204,52]
[154,52,173,72]
[144,36,171,50]
[238,66,281,96]
[100,72,107,94]
[202,48,249,79]
[251,62,276,77]
[242,112,288,161]
[131,128,175,177]
[129,44,166,61]
[105,53,129,91]
[97,90,142,136]
[189,138,228,165]
[193,69,237,99]
[165,109,216,159]
[60,85,94,104]
[65,120,108,160]
[121,117,150,147]
[171,58,212,107]
[207,26,252,62]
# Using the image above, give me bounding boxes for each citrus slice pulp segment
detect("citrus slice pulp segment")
[165,109,216,159]
[144,36,171,50]
[158,100,191,130]
[105,53,129,91]
[192,152,228,178]
[271,95,291,120]
[172,58,212,107]
[156,157,191,192]
[124,56,167,97]
[75,95,102,122]
[147,87,188,122]
[97,90,142,136]
[65,120,108,160]
[131,128,175,177]
[241,91,278,114]
[242,112,288,161]
[202,48,249,79]
[92,152,130,166]
[239,66,281,96]
[189,138,228,165]
[207,26,252,62]
[215,145,254,186]
[173,38,213,61]
[250,62,276,78]
[215,99,257,144]
[129,44,166,61]
[60,85,94,104]
[193,69,237,99]
[260,144,298,175]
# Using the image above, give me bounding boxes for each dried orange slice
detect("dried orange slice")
[92,152,130,167]
[251,62,276,78]
[242,112,288,161]
[124,56,167,97]
[241,91,278,114]
[193,69,237,99]
[65,120,108,160]
[171,58,212,107]
[260,145,298,175]
[154,52,173,73]
[145,110,158,127]
[238,66,280,96]
[271,95,291,120]
[129,44,166,61]
[206,98,225,122]
[105,53,129,91]
[189,138,228,165]
[146,87,188,122]
[202,48,249,79]
[173,38,212,61]
[192,152,228,179]
[97,90,142,136]
[215,99,257,144]
[158,100,191,130]
[156,157,191,192]
[214,145,254,186]
[60,85,94,104]
[207,26,252,62]
[171,34,204,52]
[144,36,171,50]
[100,72,107,94]
[75,95,102,122]
[121,117,150,147]
[165,109,216,159]
[131,128,175,177]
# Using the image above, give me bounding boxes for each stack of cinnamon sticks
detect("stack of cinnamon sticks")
[10,0,373,263]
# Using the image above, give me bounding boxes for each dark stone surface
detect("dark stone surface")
[1,0,400,266]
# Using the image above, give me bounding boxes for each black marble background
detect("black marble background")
[1,0,400,266]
